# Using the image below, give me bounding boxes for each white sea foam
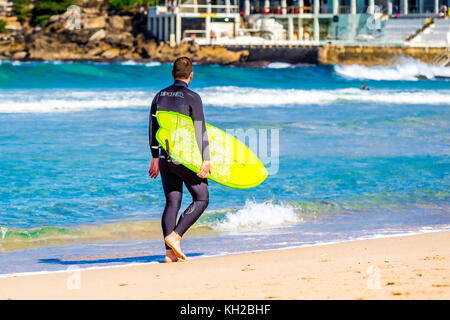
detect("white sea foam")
[212,200,302,232]
[266,62,294,69]
[335,59,450,81]
[0,227,7,240]
[199,86,450,107]
[1,87,449,113]
[0,60,72,66]
[0,90,153,113]
[116,60,162,67]
[0,60,162,67]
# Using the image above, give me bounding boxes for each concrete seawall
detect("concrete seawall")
[319,45,449,65]
[227,44,448,66]
[226,46,320,64]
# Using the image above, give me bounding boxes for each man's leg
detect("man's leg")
[163,161,209,260]
[173,168,209,237]
[159,158,183,261]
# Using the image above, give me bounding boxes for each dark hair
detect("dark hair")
[172,56,193,79]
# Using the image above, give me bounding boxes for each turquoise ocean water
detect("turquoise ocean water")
[0,59,449,275]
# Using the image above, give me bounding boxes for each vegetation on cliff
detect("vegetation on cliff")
[10,1,162,26]
[11,0,76,26]
[109,0,157,12]
[33,0,76,26]
[12,0,31,23]
[0,19,6,33]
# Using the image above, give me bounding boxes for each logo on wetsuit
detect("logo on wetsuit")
[183,202,196,216]
[160,91,184,98]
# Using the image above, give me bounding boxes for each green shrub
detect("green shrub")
[109,0,157,12]
[33,0,75,26]
[0,19,6,33]
[12,0,31,23]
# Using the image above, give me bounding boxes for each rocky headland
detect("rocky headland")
[0,1,249,64]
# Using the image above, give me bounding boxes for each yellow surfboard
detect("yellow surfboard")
[156,111,268,189]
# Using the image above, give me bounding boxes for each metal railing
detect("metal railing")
[157,4,239,14]
[252,6,314,14]
[183,29,207,40]
[180,4,239,13]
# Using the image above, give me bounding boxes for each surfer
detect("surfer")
[148,56,211,263]
[361,83,370,91]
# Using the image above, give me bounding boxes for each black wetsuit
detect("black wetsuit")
[149,80,210,248]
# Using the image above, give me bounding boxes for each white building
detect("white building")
[147,0,450,45]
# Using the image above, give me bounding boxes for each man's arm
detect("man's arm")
[149,94,160,159]
[148,94,160,179]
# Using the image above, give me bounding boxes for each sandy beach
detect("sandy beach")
[1,231,449,300]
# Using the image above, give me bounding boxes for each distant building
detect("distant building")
[147,0,450,46]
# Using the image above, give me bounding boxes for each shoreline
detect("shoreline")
[1,230,449,299]
[1,209,449,263]
[1,225,448,278]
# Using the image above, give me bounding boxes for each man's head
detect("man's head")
[172,56,193,85]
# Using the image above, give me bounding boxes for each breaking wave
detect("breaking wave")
[199,87,450,107]
[0,201,302,252]
[0,59,162,67]
[207,201,302,232]
[1,87,449,113]
[335,59,450,81]
[0,221,213,252]
[0,89,153,113]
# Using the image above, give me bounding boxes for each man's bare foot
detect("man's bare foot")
[164,249,178,263]
[164,231,187,260]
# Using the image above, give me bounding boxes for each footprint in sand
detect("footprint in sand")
[391,291,410,296]
[241,267,256,272]
[432,284,450,287]
[423,255,446,261]
[241,264,256,272]
[263,282,281,286]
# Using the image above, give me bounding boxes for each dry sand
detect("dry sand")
[1,231,449,300]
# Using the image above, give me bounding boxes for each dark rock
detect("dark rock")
[101,48,120,59]
[12,51,27,60]
[105,32,134,48]
[109,16,125,30]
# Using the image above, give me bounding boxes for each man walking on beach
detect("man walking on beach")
[148,57,211,263]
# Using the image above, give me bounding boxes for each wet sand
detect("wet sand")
[1,231,449,299]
